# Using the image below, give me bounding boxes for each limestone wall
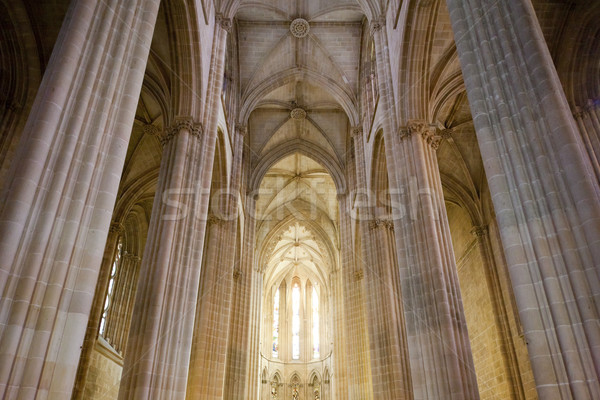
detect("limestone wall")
[82,339,123,400]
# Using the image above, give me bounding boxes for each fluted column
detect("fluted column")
[573,100,600,182]
[352,127,412,399]
[187,123,243,399]
[72,221,124,400]
[338,192,371,399]
[448,1,600,397]
[0,0,159,397]
[366,218,413,399]
[393,121,479,399]
[118,119,209,400]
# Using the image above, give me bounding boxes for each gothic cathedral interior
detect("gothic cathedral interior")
[0,0,599,399]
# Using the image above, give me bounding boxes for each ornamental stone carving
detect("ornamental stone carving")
[143,123,161,137]
[290,18,310,38]
[290,107,307,120]
[161,118,203,146]
[399,120,442,149]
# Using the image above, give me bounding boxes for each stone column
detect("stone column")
[117,119,209,400]
[394,121,479,399]
[352,127,411,399]
[338,192,372,399]
[187,125,243,400]
[0,0,159,397]
[118,12,230,399]
[223,127,260,399]
[573,100,600,182]
[447,1,600,398]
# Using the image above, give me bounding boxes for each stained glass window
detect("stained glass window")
[272,288,280,358]
[292,281,300,359]
[312,286,320,358]
[99,240,122,337]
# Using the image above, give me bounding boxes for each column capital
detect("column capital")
[351,126,363,137]
[162,117,203,145]
[399,120,441,149]
[369,218,394,231]
[143,123,161,137]
[369,16,386,37]
[236,124,247,137]
[110,222,125,233]
[354,269,364,281]
[216,13,232,33]
[471,225,489,237]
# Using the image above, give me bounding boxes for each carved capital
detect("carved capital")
[440,128,453,140]
[236,124,247,136]
[216,13,232,32]
[233,268,243,280]
[369,16,385,37]
[162,118,203,145]
[369,219,394,231]
[110,222,124,234]
[354,269,364,281]
[143,123,160,137]
[351,126,363,137]
[400,120,441,149]
[471,225,489,238]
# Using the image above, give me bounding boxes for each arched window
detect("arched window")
[292,280,301,360]
[312,286,320,358]
[272,288,280,358]
[99,239,122,337]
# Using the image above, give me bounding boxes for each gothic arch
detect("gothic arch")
[239,67,359,127]
[250,142,347,194]
[163,0,205,118]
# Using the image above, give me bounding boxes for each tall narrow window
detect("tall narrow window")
[272,288,280,358]
[292,281,301,359]
[99,239,122,337]
[312,286,320,358]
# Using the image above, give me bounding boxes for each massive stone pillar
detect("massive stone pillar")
[371,17,478,399]
[447,1,600,398]
[393,121,479,400]
[338,190,372,399]
[223,128,261,400]
[118,14,230,399]
[574,101,600,182]
[187,126,244,400]
[117,119,208,399]
[0,0,159,397]
[352,127,412,399]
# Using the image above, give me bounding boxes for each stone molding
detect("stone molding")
[162,118,203,146]
[290,18,310,38]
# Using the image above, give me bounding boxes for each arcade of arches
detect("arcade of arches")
[0,0,599,399]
